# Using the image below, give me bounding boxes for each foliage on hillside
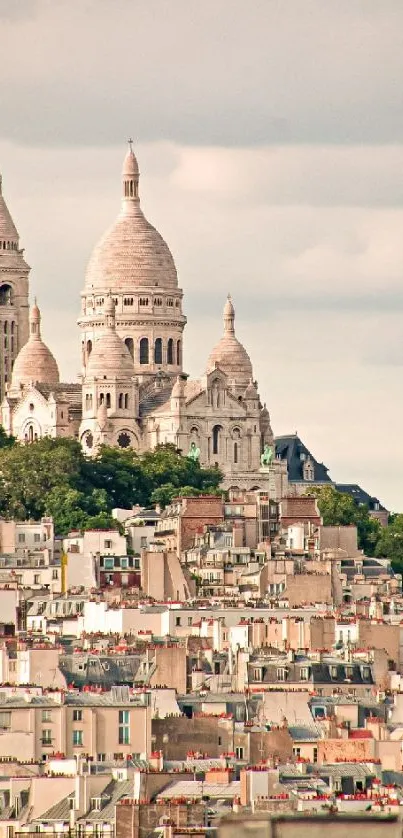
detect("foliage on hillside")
[309,486,403,571]
[0,438,222,536]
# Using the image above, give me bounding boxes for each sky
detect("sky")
[1,0,403,510]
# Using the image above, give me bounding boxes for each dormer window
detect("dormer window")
[303,459,315,481]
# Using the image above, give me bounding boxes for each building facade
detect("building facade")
[0,174,30,401]
[1,145,285,494]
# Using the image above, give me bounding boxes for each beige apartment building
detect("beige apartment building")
[0,690,151,762]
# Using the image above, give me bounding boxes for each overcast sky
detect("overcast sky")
[1,0,403,510]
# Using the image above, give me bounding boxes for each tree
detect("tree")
[0,437,84,520]
[308,486,381,556]
[374,514,403,572]
[0,438,223,533]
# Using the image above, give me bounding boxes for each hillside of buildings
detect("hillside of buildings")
[0,435,402,572]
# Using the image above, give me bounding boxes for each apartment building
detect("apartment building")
[0,688,151,762]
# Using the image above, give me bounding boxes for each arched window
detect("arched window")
[0,285,12,306]
[212,424,223,456]
[140,337,149,364]
[124,393,129,409]
[99,393,105,405]
[3,322,7,334]
[176,339,181,366]
[234,442,238,464]
[167,338,174,365]
[154,338,163,365]
[86,339,92,358]
[125,337,134,359]
[106,393,111,409]
[118,393,123,409]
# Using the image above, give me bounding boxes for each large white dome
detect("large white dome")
[84,147,177,292]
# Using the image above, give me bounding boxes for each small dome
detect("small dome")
[86,298,134,379]
[11,302,59,389]
[84,144,177,292]
[31,299,40,322]
[122,145,139,177]
[171,376,184,398]
[206,296,253,389]
[104,294,115,317]
[260,403,271,425]
[223,294,235,320]
[244,380,258,399]
[87,333,134,379]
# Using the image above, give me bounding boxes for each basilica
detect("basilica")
[0,144,288,495]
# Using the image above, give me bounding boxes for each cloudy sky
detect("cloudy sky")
[1,0,403,509]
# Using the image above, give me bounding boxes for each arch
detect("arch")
[0,285,12,306]
[176,339,181,366]
[118,393,123,409]
[212,424,223,456]
[106,393,111,409]
[231,426,242,439]
[86,339,92,358]
[154,338,163,365]
[140,337,149,365]
[234,442,238,464]
[99,393,105,405]
[167,338,174,365]
[125,337,134,359]
[124,393,129,409]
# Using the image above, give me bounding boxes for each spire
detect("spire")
[223,294,235,335]
[29,299,41,339]
[122,139,140,212]
[0,173,20,244]
[104,293,116,331]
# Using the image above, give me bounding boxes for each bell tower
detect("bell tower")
[0,173,30,401]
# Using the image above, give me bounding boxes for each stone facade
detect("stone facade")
[0,146,286,496]
[0,174,30,401]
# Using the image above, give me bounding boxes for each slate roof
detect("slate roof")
[336,484,387,513]
[157,779,241,800]
[38,794,73,822]
[60,653,143,688]
[288,722,323,741]
[35,382,82,407]
[77,779,134,822]
[139,386,172,417]
[275,434,332,484]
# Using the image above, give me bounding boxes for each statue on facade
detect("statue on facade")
[188,441,200,461]
[260,444,273,467]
